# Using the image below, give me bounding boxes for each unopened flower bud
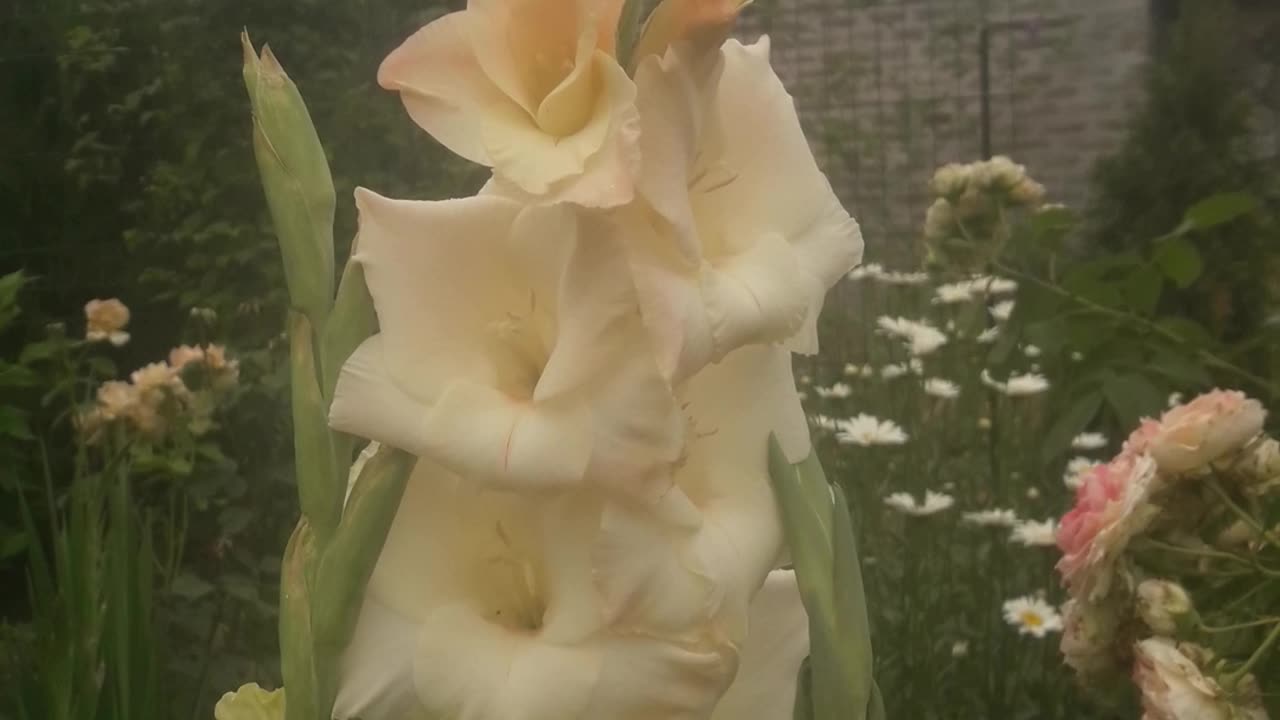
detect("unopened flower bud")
[929,163,969,198]
[1136,579,1193,636]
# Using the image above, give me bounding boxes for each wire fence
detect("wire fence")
[2,0,1276,304]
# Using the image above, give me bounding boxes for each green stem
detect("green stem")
[1206,477,1280,554]
[992,262,1280,399]
[1224,621,1280,689]
[1198,617,1280,633]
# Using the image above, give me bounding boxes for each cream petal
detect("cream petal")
[413,603,735,720]
[377,12,515,166]
[330,192,683,500]
[697,37,862,354]
[593,345,809,644]
[334,599,430,720]
[711,570,810,720]
[483,53,640,206]
[467,0,583,114]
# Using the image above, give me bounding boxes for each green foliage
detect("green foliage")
[1087,0,1279,373]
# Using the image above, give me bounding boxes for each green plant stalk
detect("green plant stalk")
[243,32,411,720]
[1225,620,1280,689]
[768,436,882,720]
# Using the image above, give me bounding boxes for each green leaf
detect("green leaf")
[1157,316,1216,346]
[1152,236,1203,289]
[1181,192,1258,232]
[0,406,33,440]
[616,0,651,70]
[0,362,38,388]
[279,522,318,720]
[1121,264,1163,316]
[1040,391,1102,463]
[320,250,377,403]
[288,311,340,543]
[311,445,413,655]
[1103,372,1165,430]
[169,572,215,601]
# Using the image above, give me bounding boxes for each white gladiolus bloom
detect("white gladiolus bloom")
[326,18,866,720]
[989,300,1015,322]
[334,345,817,720]
[375,0,641,207]
[961,508,1018,528]
[923,378,960,399]
[330,195,686,502]
[1002,596,1062,638]
[622,37,863,381]
[883,490,954,516]
[814,383,852,399]
[835,414,908,446]
[1071,432,1108,451]
[1010,519,1058,547]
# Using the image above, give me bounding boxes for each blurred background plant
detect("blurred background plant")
[1,0,1278,718]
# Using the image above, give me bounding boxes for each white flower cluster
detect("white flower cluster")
[932,275,1018,305]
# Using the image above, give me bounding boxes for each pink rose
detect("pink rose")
[1145,390,1266,474]
[1056,453,1160,600]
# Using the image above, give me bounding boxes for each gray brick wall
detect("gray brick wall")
[738,0,1152,264]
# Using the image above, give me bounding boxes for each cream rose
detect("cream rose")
[1146,390,1267,474]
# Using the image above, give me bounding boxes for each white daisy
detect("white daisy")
[884,490,955,516]
[990,300,1015,322]
[1002,596,1063,637]
[814,383,852,400]
[808,414,839,432]
[984,277,1018,295]
[1071,432,1108,451]
[881,270,930,286]
[933,282,976,304]
[880,363,909,380]
[1022,344,1042,358]
[1063,456,1096,490]
[1010,519,1058,547]
[876,316,949,356]
[961,508,1019,528]
[848,263,884,281]
[1004,372,1050,396]
[976,326,1000,344]
[923,378,960,399]
[836,414,909,446]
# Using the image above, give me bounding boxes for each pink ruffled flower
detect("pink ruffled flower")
[1056,453,1160,600]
